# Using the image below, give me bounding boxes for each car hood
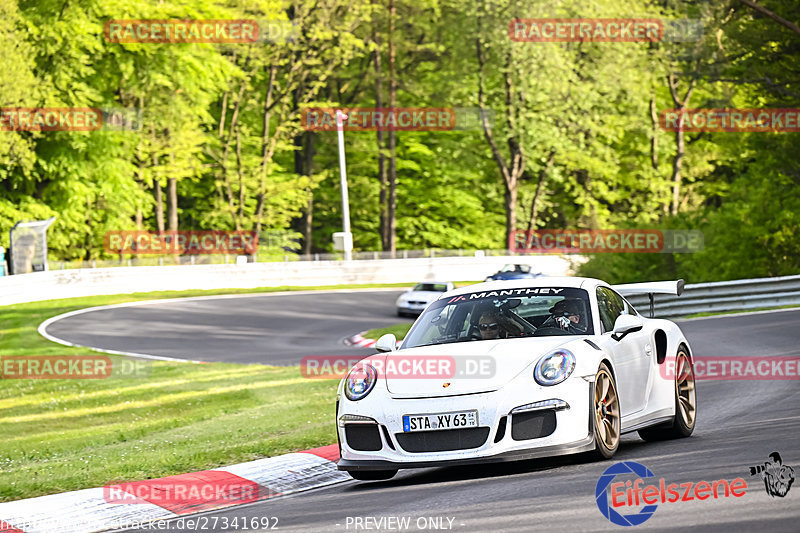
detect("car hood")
[381,336,575,397]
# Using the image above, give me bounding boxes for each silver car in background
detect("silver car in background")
[396,281,455,317]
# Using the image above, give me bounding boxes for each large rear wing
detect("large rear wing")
[612,279,685,317]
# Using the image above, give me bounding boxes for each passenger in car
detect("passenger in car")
[547,299,588,334]
[477,310,523,339]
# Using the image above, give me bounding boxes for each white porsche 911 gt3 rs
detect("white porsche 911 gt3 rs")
[336,277,697,480]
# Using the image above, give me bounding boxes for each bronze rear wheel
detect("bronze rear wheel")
[639,347,697,441]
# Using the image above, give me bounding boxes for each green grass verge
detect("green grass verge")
[0,282,414,502]
[363,323,414,341]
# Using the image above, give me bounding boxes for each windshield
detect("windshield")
[500,264,531,273]
[412,283,449,292]
[402,287,593,348]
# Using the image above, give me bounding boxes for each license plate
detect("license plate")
[402,410,478,432]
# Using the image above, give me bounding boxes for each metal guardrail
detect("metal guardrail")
[625,275,800,318]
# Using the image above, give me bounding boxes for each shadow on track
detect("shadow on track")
[343,438,653,491]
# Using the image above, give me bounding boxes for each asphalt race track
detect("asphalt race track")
[44,290,412,365]
[47,296,800,532]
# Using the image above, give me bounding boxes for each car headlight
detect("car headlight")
[344,363,377,401]
[534,349,576,386]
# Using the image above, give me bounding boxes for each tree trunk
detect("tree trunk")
[373,3,388,250]
[504,186,517,250]
[649,96,659,171]
[526,150,555,242]
[135,95,145,231]
[294,125,317,255]
[667,73,695,216]
[671,126,685,216]
[476,31,526,249]
[739,0,800,36]
[167,177,178,231]
[222,78,248,229]
[255,65,277,237]
[387,0,397,255]
[153,177,164,233]
[235,125,245,229]
[303,191,313,256]
[85,196,92,261]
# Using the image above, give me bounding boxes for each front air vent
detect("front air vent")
[381,425,396,450]
[494,416,507,443]
[345,424,382,451]
[395,428,490,453]
[511,410,556,440]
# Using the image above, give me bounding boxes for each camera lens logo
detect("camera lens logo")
[749,451,795,498]
[596,461,658,526]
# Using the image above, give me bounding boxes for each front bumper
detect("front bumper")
[338,435,595,471]
[337,375,594,471]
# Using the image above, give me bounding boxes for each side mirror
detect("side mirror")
[375,333,397,353]
[612,314,643,341]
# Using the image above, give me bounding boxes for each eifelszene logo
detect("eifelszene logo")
[596,462,659,526]
[595,461,747,526]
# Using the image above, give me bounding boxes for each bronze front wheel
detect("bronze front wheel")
[592,363,620,459]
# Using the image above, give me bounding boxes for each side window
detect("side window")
[596,287,625,333]
[621,295,638,316]
[609,289,631,316]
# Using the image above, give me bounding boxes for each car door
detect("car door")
[595,286,652,416]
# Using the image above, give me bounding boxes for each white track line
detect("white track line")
[38,288,404,363]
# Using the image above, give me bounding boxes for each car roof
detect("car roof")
[439,276,605,299]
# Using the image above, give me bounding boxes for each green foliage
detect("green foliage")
[579,0,800,282]
[0,0,797,280]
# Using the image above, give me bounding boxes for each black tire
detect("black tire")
[347,469,398,481]
[638,347,696,442]
[591,363,620,460]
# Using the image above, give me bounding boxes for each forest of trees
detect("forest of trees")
[1,0,798,283]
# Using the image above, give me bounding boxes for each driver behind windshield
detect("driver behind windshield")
[545,298,587,334]
[478,311,505,340]
[476,305,524,340]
